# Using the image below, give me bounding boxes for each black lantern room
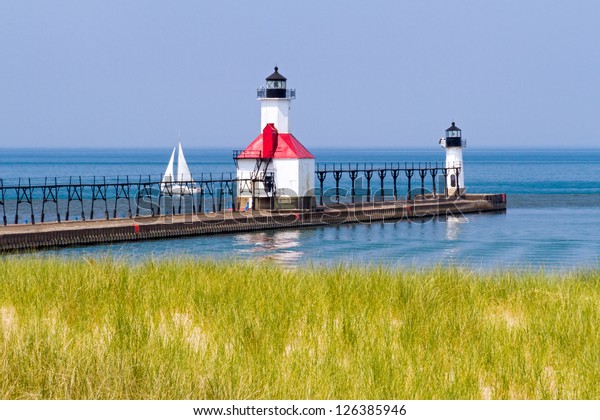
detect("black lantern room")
[265,66,287,98]
[445,122,462,148]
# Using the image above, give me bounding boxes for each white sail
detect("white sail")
[161,147,176,185]
[176,142,193,182]
[161,142,200,195]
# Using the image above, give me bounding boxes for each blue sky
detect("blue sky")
[0,1,598,149]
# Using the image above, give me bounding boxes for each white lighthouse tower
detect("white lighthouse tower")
[235,67,315,210]
[439,122,466,195]
[259,66,292,132]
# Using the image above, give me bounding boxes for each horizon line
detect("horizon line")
[1,146,599,151]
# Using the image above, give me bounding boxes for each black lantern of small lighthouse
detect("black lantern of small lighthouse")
[264,66,288,98]
[444,122,462,148]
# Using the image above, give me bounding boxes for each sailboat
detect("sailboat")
[160,142,202,195]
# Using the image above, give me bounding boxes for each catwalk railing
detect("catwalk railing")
[315,162,460,205]
[0,173,237,226]
[0,162,460,226]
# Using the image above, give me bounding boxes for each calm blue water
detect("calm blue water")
[2,148,599,270]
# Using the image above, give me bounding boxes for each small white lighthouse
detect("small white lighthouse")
[235,67,315,210]
[439,122,466,195]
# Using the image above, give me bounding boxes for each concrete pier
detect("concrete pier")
[0,194,505,252]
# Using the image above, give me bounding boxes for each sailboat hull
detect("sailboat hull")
[161,185,202,195]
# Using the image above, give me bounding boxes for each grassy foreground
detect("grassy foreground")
[0,258,599,399]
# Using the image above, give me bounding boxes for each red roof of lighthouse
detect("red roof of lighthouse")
[237,132,315,159]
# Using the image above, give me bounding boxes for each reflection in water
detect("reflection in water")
[441,215,469,264]
[234,230,303,266]
[445,215,468,241]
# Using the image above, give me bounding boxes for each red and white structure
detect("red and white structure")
[234,67,315,210]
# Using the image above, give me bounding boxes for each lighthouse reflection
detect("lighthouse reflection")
[445,214,468,241]
[235,230,303,266]
[439,215,468,264]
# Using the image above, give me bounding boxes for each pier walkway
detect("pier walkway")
[0,194,506,252]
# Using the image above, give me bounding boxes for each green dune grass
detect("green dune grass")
[0,258,598,399]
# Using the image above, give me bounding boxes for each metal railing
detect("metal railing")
[233,149,262,160]
[256,88,296,99]
[0,161,460,226]
[315,162,461,205]
[0,173,238,225]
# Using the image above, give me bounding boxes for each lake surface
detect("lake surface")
[1,148,599,270]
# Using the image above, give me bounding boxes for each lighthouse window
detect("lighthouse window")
[267,80,286,89]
